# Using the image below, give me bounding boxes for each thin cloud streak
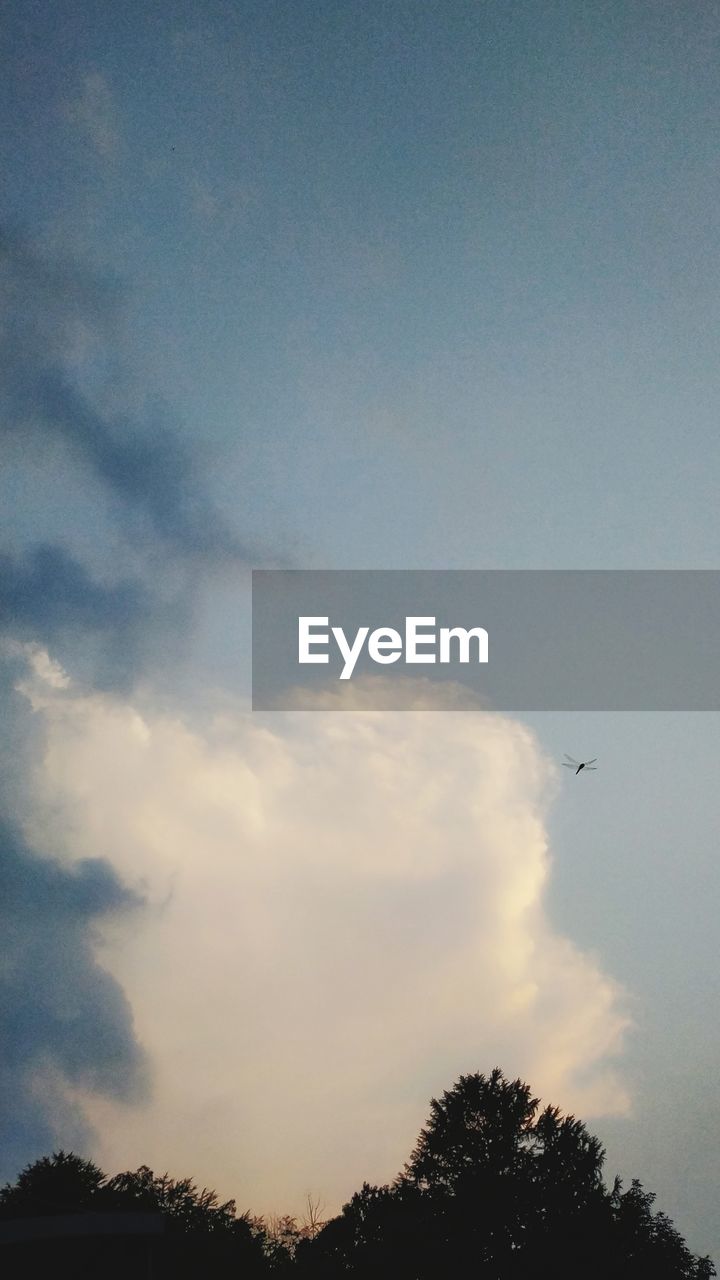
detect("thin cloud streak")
[62,71,121,159]
[0,227,257,564]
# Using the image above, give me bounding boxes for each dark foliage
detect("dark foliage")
[306,1068,715,1279]
[0,1070,714,1278]
[0,1150,105,1218]
[0,1151,268,1278]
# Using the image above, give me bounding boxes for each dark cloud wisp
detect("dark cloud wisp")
[0,543,152,637]
[0,817,148,1181]
[0,544,183,690]
[0,227,252,563]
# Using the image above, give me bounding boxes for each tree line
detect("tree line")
[0,1067,714,1278]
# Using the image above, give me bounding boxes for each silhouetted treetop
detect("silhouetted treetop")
[103,1164,237,1233]
[0,1069,714,1278]
[310,1068,715,1279]
[0,1151,105,1218]
[402,1067,604,1198]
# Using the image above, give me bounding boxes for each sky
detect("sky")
[1,0,719,1259]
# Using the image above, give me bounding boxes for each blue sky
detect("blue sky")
[1,0,719,1258]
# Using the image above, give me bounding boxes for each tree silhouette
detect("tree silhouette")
[308,1068,715,1279]
[103,1164,237,1232]
[0,1153,269,1278]
[0,1151,105,1218]
[609,1178,716,1280]
[0,1071,714,1278]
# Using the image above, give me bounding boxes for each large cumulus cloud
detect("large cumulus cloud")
[17,654,630,1214]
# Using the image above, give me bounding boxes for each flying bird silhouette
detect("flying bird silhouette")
[562,754,598,775]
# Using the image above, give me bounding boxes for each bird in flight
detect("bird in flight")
[562,754,598,775]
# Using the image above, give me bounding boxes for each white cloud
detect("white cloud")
[63,72,120,159]
[19,654,630,1215]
